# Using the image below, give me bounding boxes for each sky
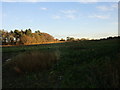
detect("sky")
[0,1,118,39]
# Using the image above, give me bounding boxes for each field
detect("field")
[2,38,120,88]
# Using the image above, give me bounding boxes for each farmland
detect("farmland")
[2,37,120,88]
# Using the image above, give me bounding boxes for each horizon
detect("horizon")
[1,2,118,39]
[0,28,119,40]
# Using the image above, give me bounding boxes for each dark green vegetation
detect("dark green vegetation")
[2,37,120,88]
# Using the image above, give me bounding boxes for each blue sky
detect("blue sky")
[1,2,118,39]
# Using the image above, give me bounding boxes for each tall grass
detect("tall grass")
[4,50,60,73]
[3,38,120,88]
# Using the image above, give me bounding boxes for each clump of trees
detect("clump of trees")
[66,37,75,41]
[0,29,55,45]
[66,37,89,42]
[60,38,65,41]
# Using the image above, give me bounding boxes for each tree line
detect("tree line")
[1,28,119,45]
[0,29,55,45]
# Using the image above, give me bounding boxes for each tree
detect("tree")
[21,29,25,35]
[14,29,19,35]
[1,30,8,44]
[14,29,21,42]
[76,38,80,41]
[25,29,32,36]
[10,30,14,34]
[67,37,70,41]
[60,38,65,41]
[35,30,41,33]
[10,36,14,44]
[80,38,87,41]
[1,29,55,45]
[42,33,54,42]
[67,37,74,41]
[55,38,59,41]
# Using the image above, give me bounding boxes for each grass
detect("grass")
[4,50,60,73]
[2,38,120,88]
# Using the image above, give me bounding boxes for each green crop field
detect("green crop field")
[2,38,120,88]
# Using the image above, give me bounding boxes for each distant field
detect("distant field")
[2,38,120,88]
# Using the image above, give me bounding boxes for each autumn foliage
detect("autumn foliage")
[0,29,55,45]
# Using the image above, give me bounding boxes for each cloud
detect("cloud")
[97,4,118,11]
[97,6,112,11]
[59,9,78,19]
[111,4,118,8]
[65,15,76,19]
[52,9,78,20]
[89,14,110,19]
[78,0,99,4]
[52,14,77,20]
[111,22,118,25]
[40,7,48,10]
[52,15,61,19]
[60,10,77,14]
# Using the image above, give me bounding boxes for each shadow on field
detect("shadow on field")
[3,50,60,73]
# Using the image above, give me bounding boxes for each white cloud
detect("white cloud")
[78,0,99,3]
[60,10,77,14]
[52,9,78,20]
[65,15,76,19]
[111,22,118,25]
[89,14,110,19]
[97,6,112,11]
[97,4,118,11]
[52,14,77,20]
[111,4,118,8]
[52,15,61,19]
[40,7,48,10]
